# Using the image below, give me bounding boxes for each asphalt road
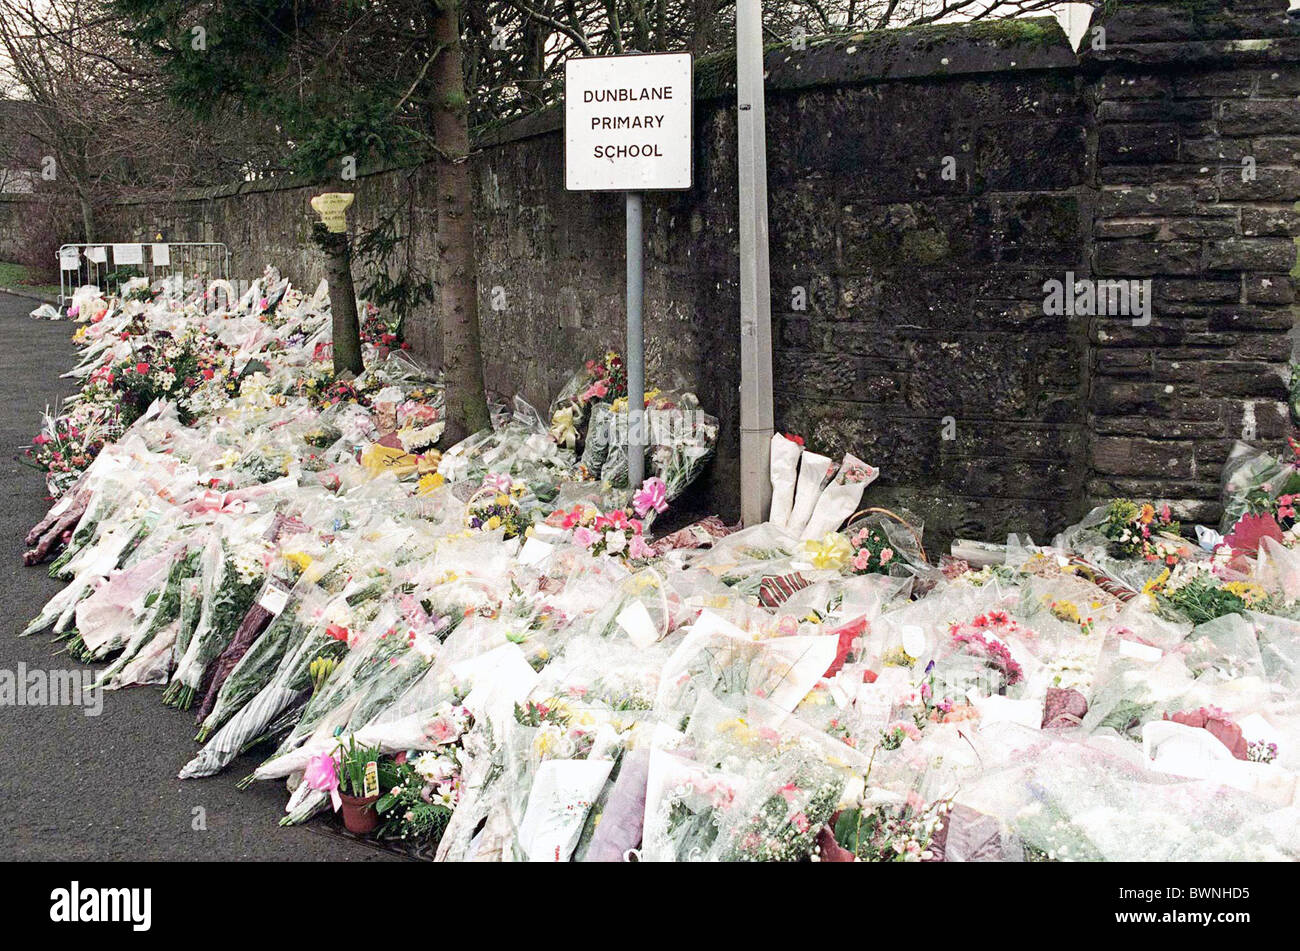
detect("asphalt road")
[0,292,399,861]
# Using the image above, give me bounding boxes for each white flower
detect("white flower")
[533,723,576,760]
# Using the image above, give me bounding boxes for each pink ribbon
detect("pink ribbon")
[633,477,669,518]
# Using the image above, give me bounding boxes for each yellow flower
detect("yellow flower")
[1050,600,1080,624]
[416,472,445,496]
[283,551,313,572]
[717,717,758,744]
[1224,581,1267,604]
[1142,568,1171,596]
[882,646,916,667]
[798,688,829,709]
[487,515,502,530]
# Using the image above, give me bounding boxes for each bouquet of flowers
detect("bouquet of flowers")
[1221,437,1300,534]
[549,352,627,454]
[1146,561,1271,624]
[1100,498,1183,563]
[714,760,844,861]
[375,751,457,846]
[24,401,117,497]
[108,330,225,426]
[829,791,951,862]
[164,535,269,710]
[846,523,898,575]
[945,612,1026,694]
[466,476,531,539]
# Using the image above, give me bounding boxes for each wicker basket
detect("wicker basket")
[846,507,928,566]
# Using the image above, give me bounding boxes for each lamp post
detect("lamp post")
[736,0,775,525]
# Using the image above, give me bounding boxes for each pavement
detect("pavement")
[0,291,400,861]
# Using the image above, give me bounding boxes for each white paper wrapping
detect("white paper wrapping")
[783,450,831,537]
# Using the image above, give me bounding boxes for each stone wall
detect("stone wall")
[1086,0,1300,524]
[15,0,1300,548]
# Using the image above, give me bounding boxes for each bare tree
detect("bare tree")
[0,0,273,241]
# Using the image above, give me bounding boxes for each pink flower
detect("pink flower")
[135,362,150,374]
[428,717,458,743]
[572,526,598,548]
[581,380,609,401]
[879,548,894,564]
[852,549,871,571]
[628,534,655,560]
[791,813,810,834]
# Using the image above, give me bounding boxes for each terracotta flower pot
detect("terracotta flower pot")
[338,791,380,835]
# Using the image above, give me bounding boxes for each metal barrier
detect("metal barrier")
[56,242,230,309]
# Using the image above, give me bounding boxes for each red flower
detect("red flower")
[325,624,350,642]
[783,433,805,447]
[135,362,150,374]
[201,368,215,380]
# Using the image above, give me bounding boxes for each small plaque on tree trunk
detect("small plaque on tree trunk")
[310,192,355,233]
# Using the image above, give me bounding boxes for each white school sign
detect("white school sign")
[564,52,693,191]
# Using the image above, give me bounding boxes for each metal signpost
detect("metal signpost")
[565,51,693,489]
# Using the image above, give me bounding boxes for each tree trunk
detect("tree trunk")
[691,0,719,56]
[311,222,365,376]
[78,193,95,243]
[432,0,489,444]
